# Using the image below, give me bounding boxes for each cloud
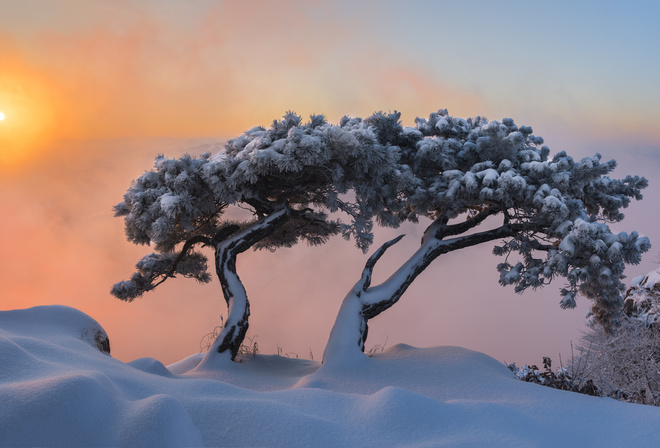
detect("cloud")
[19,1,357,136]
[1,1,493,162]
[344,63,485,124]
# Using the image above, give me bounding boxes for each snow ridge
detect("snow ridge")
[2,306,660,447]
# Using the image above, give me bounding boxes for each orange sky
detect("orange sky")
[2,1,657,171]
[0,1,489,174]
[1,1,659,365]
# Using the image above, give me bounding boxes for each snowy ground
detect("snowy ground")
[2,306,660,447]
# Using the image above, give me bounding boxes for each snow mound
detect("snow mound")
[0,305,111,355]
[128,357,175,377]
[166,352,203,374]
[2,305,660,447]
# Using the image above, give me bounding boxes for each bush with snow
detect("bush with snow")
[563,266,660,405]
[622,267,660,328]
[510,267,660,406]
[506,356,600,397]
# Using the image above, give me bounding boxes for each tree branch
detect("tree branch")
[357,234,405,293]
[245,195,282,216]
[363,219,524,319]
[525,238,555,252]
[440,223,521,253]
[192,204,227,233]
[151,234,214,289]
[229,204,291,255]
[435,203,501,239]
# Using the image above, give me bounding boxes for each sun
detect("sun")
[0,112,5,121]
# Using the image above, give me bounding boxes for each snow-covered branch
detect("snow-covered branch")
[356,234,405,293]
[435,204,501,239]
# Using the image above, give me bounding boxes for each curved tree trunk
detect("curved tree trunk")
[197,206,290,367]
[322,208,519,366]
[210,241,251,361]
[322,234,441,365]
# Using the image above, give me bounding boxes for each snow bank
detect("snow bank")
[2,306,660,447]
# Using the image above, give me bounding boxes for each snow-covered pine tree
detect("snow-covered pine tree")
[113,112,401,362]
[323,110,650,364]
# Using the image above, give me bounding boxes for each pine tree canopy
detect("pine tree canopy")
[362,110,649,328]
[111,112,402,300]
[113,109,650,330]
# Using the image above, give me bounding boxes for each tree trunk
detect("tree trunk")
[196,206,289,367]
[322,235,441,365]
[322,212,516,366]
[208,241,251,361]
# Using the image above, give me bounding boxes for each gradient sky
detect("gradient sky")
[1,0,659,365]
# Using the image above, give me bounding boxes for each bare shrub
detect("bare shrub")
[366,336,388,357]
[568,324,660,405]
[561,267,660,405]
[199,317,259,361]
[510,268,660,406]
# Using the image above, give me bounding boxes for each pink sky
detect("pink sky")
[1,1,659,365]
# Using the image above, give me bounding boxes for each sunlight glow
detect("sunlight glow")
[0,66,65,172]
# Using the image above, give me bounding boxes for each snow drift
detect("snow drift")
[2,305,660,447]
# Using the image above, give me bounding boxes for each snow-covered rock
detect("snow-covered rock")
[623,267,660,327]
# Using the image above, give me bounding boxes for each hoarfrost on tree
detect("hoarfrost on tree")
[112,112,401,362]
[111,108,650,365]
[323,109,650,364]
